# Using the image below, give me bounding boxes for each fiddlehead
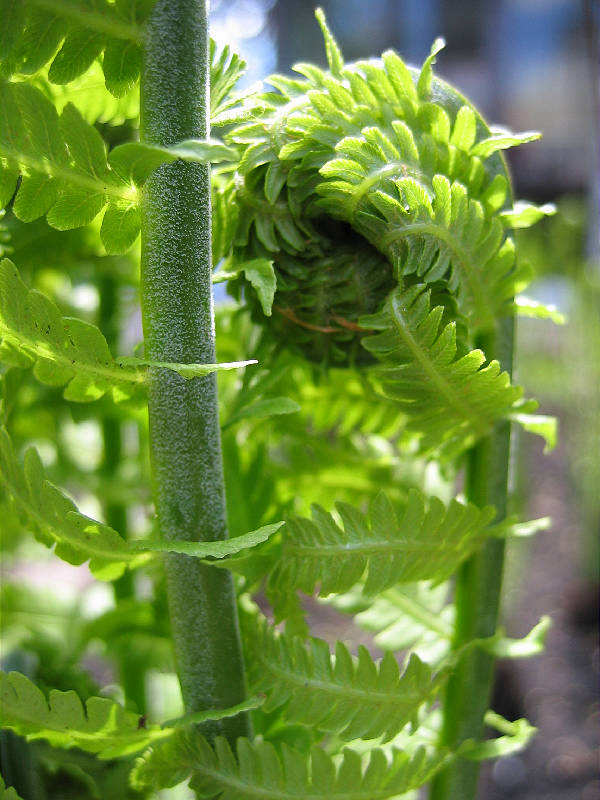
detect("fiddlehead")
[215,11,550,455]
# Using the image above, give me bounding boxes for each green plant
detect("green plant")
[0,3,558,799]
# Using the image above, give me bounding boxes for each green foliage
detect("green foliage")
[0,418,284,579]
[330,581,454,661]
[0,670,169,759]
[132,729,451,798]
[0,80,239,254]
[132,522,284,559]
[0,259,254,403]
[361,284,533,456]
[210,39,247,119]
[0,81,138,251]
[0,5,557,800]
[0,425,137,579]
[270,490,495,599]
[245,613,445,742]
[0,775,24,800]
[0,0,152,95]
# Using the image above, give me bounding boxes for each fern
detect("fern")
[0,670,169,758]
[1,2,245,112]
[0,775,24,800]
[0,0,149,96]
[0,424,280,578]
[0,81,238,254]
[361,284,534,456]
[0,670,261,760]
[210,40,247,119]
[132,729,451,798]
[244,613,446,743]
[0,425,138,579]
[329,581,454,663]
[0,6,556,799]
[216,14,553,457]
[0,259,253,403]
[270,489,495,600]
[0,79,139,250]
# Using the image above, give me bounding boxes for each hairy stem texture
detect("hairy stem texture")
[430,316,514,800]
[140,0,250,742]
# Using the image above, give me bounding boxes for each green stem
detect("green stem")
[140,0,250,743]
[430,316,514,800]
[99,274,146,713]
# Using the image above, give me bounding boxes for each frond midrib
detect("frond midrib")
[256,646,431,708]
[384,292,490,438]
[28,0,143,43]
[2,145,136,203]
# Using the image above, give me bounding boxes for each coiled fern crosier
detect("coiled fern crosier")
[213,10,552,459]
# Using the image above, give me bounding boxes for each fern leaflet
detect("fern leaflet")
[0,670,170,758]
[361,284,533,456]
[0,775,24,800]
[0,426,139,579]
[244,614,446,742]
[269,489,495,602]
[132,730,451,798]
[0,82,239,254]
[0,0,148,96]
[0,259,253,403]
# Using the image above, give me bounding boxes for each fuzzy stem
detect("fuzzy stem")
[430,316,514,800]
[140,0,250,742]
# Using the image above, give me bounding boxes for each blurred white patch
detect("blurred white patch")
[71,283,99,313]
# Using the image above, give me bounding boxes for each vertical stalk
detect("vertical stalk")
[140,0,250,742]
[99,272,130,600]
[99,274,147,712]
[430,316,514,800]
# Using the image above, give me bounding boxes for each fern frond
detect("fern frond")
[1,3,246,109]
[0,81,139,252]
[360,284,533,455]
[46,59,141,125]
[269,489,495,600]
[0,259,253,403]
[219,16,545,375]
[210,39,247,119]
[0,419,278,577]
[323,173,527,329]
[0,426,138,579]
[329,582,453,664]
[132,729,451,798]
[244,614,446,742]
[0,669,170,758]
[0,82,238,254]
[0,0,149,96]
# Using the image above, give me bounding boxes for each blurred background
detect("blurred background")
[209,1,600,797]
